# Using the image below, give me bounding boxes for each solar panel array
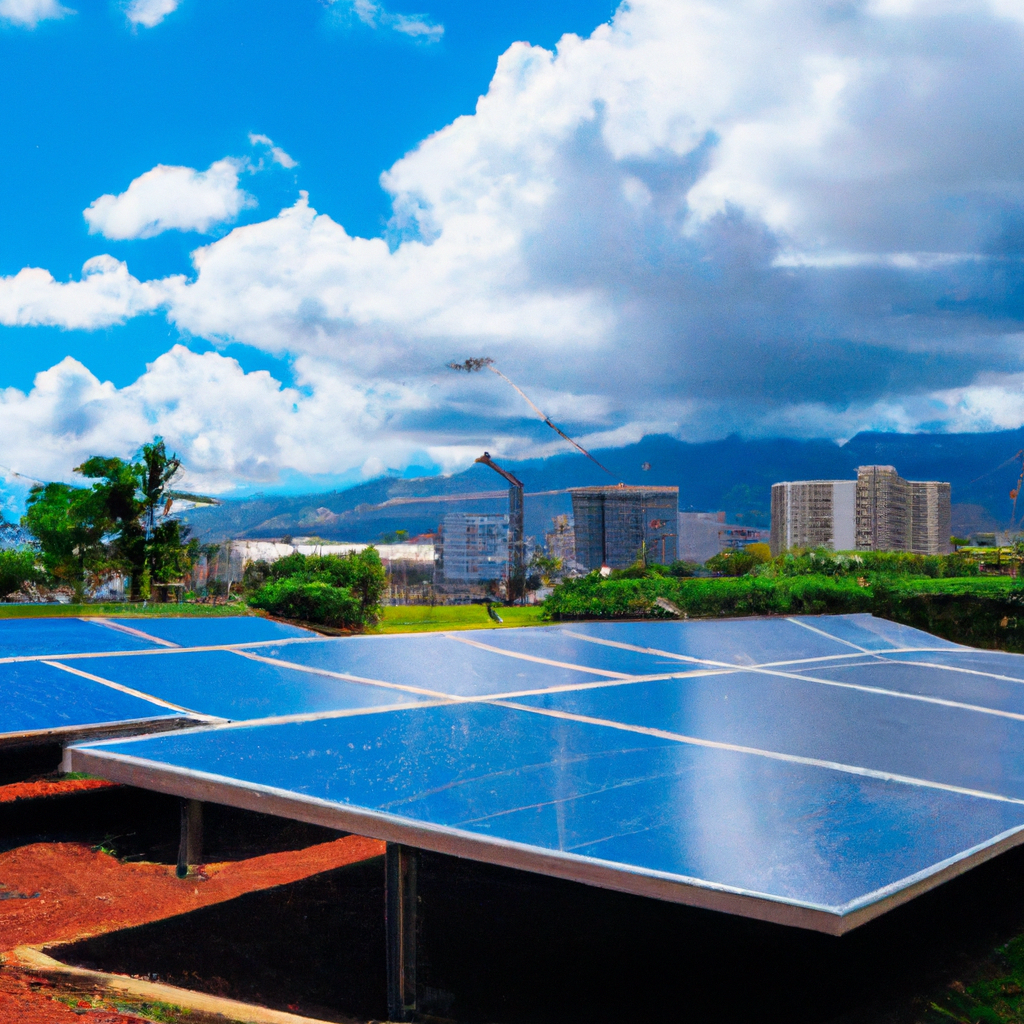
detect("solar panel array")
[36,611,1024,935]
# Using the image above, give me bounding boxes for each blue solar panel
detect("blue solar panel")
[0,618,156,659]
[786,657,1024,716]
[77,649,432,720]
[258,632,604,697]
[107,616,316,648]
[560,616,882,665]
[74,703,1024,921]
[50,613,1024,932]
[512,672,1024,799]
[0,661,188,739]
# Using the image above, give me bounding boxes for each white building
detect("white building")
[440,512,509,581]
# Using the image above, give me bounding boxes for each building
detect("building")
[770,466,951,556]
[770,481,857,555]
[678,512,770,563]
[545,514,576,567]
[570,485,678,571]
[438,512,509,581]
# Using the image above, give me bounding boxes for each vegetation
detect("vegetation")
[18,437,199,602]
[377,603,545,633]
[0,548,43,599]
[543,545,1024,651]
[246,548,388,629]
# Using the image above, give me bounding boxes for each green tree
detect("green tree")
[21,483,110,601]
[77,438,192,600]
[0,549,43,600]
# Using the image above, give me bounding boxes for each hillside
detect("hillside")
[180,429,1024,544]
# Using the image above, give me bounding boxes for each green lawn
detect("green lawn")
[376,604,546,633]
[0,601,253,619]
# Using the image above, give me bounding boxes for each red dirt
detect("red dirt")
[0,778,116,803]
[0,834,385,1022]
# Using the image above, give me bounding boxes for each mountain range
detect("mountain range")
[180,430,1024,545]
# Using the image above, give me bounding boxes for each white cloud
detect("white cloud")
[339,0,442,42]
[0,256,178,330]
[248,133,298,169]
[0,347,432,493]
[125,0,180,28]
[0,0,71,27]
[8,0,1024,488]
[83,158,254,240]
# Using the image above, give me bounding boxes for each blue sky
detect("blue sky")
[1,0,1024,502]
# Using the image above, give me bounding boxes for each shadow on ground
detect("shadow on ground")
[48,841,1024,1024]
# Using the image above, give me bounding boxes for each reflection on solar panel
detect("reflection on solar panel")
[0,615,317,745]
[62,612,1024,938]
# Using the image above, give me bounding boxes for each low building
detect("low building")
[770,466,951,556]
[570,485,679,571]
[678,512,769,563]
[438,512,509,581]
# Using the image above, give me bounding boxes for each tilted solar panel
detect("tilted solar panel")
[66,613,1024,934]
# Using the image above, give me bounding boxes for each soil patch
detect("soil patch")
[0,835,383,951]
[50,856,387,1023]
[0,778,115,804]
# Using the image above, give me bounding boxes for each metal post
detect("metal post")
[385,843,418,1021]
[176,799,203,879]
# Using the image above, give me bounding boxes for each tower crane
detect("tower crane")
[475,452,525,602]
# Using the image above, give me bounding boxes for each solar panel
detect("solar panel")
[105,616,316,648]
[67,613,1024,935]
[0,618,158,659]
[0,660,192,744]
[0,615,319,745]
[77,649,433,720]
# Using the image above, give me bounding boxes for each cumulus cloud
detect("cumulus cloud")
[0,347,439,493]
[7,0,1024,487]
[83,158,254,240]
[0,0,71,27]
[0,256,178,330]
[337,0,443,42]
[125,0,179,28]
[248,133,298,169]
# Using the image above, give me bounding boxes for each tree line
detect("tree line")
[1,437,196,602]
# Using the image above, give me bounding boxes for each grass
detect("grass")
[0,601,252,619]
[376,603,546,633]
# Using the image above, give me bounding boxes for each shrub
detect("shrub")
[0,549,42,600]
[247,547,387,629]
[249,577,362,627]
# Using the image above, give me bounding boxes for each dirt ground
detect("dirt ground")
[0,778,385,1024]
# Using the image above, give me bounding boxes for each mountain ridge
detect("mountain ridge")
[181,430,1024,544]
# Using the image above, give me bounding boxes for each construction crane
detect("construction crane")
[475,452,525,603]
[1011,451,1024,527]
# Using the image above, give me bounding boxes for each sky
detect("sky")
[1,0,1023,503]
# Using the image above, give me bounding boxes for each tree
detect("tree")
[22,483,110,601]
[0,549,43,600]
[77,438,192,600]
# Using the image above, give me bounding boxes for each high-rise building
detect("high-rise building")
[570,485,679,570]
[770,467,951,556]
[770,481,857,555]
[439,512,509,581]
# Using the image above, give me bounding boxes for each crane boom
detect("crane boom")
[474,452,525,601]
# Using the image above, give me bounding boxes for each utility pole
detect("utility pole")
[475,452,525,603]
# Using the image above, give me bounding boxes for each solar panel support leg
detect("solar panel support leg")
[176,799,203,879]
[385,843,418,1021]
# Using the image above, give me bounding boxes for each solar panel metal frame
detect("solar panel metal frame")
[68,715,1024,937]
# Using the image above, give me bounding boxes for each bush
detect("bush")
[246,547,387,629]
[0,549,42,599]
[249,577,362,627]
